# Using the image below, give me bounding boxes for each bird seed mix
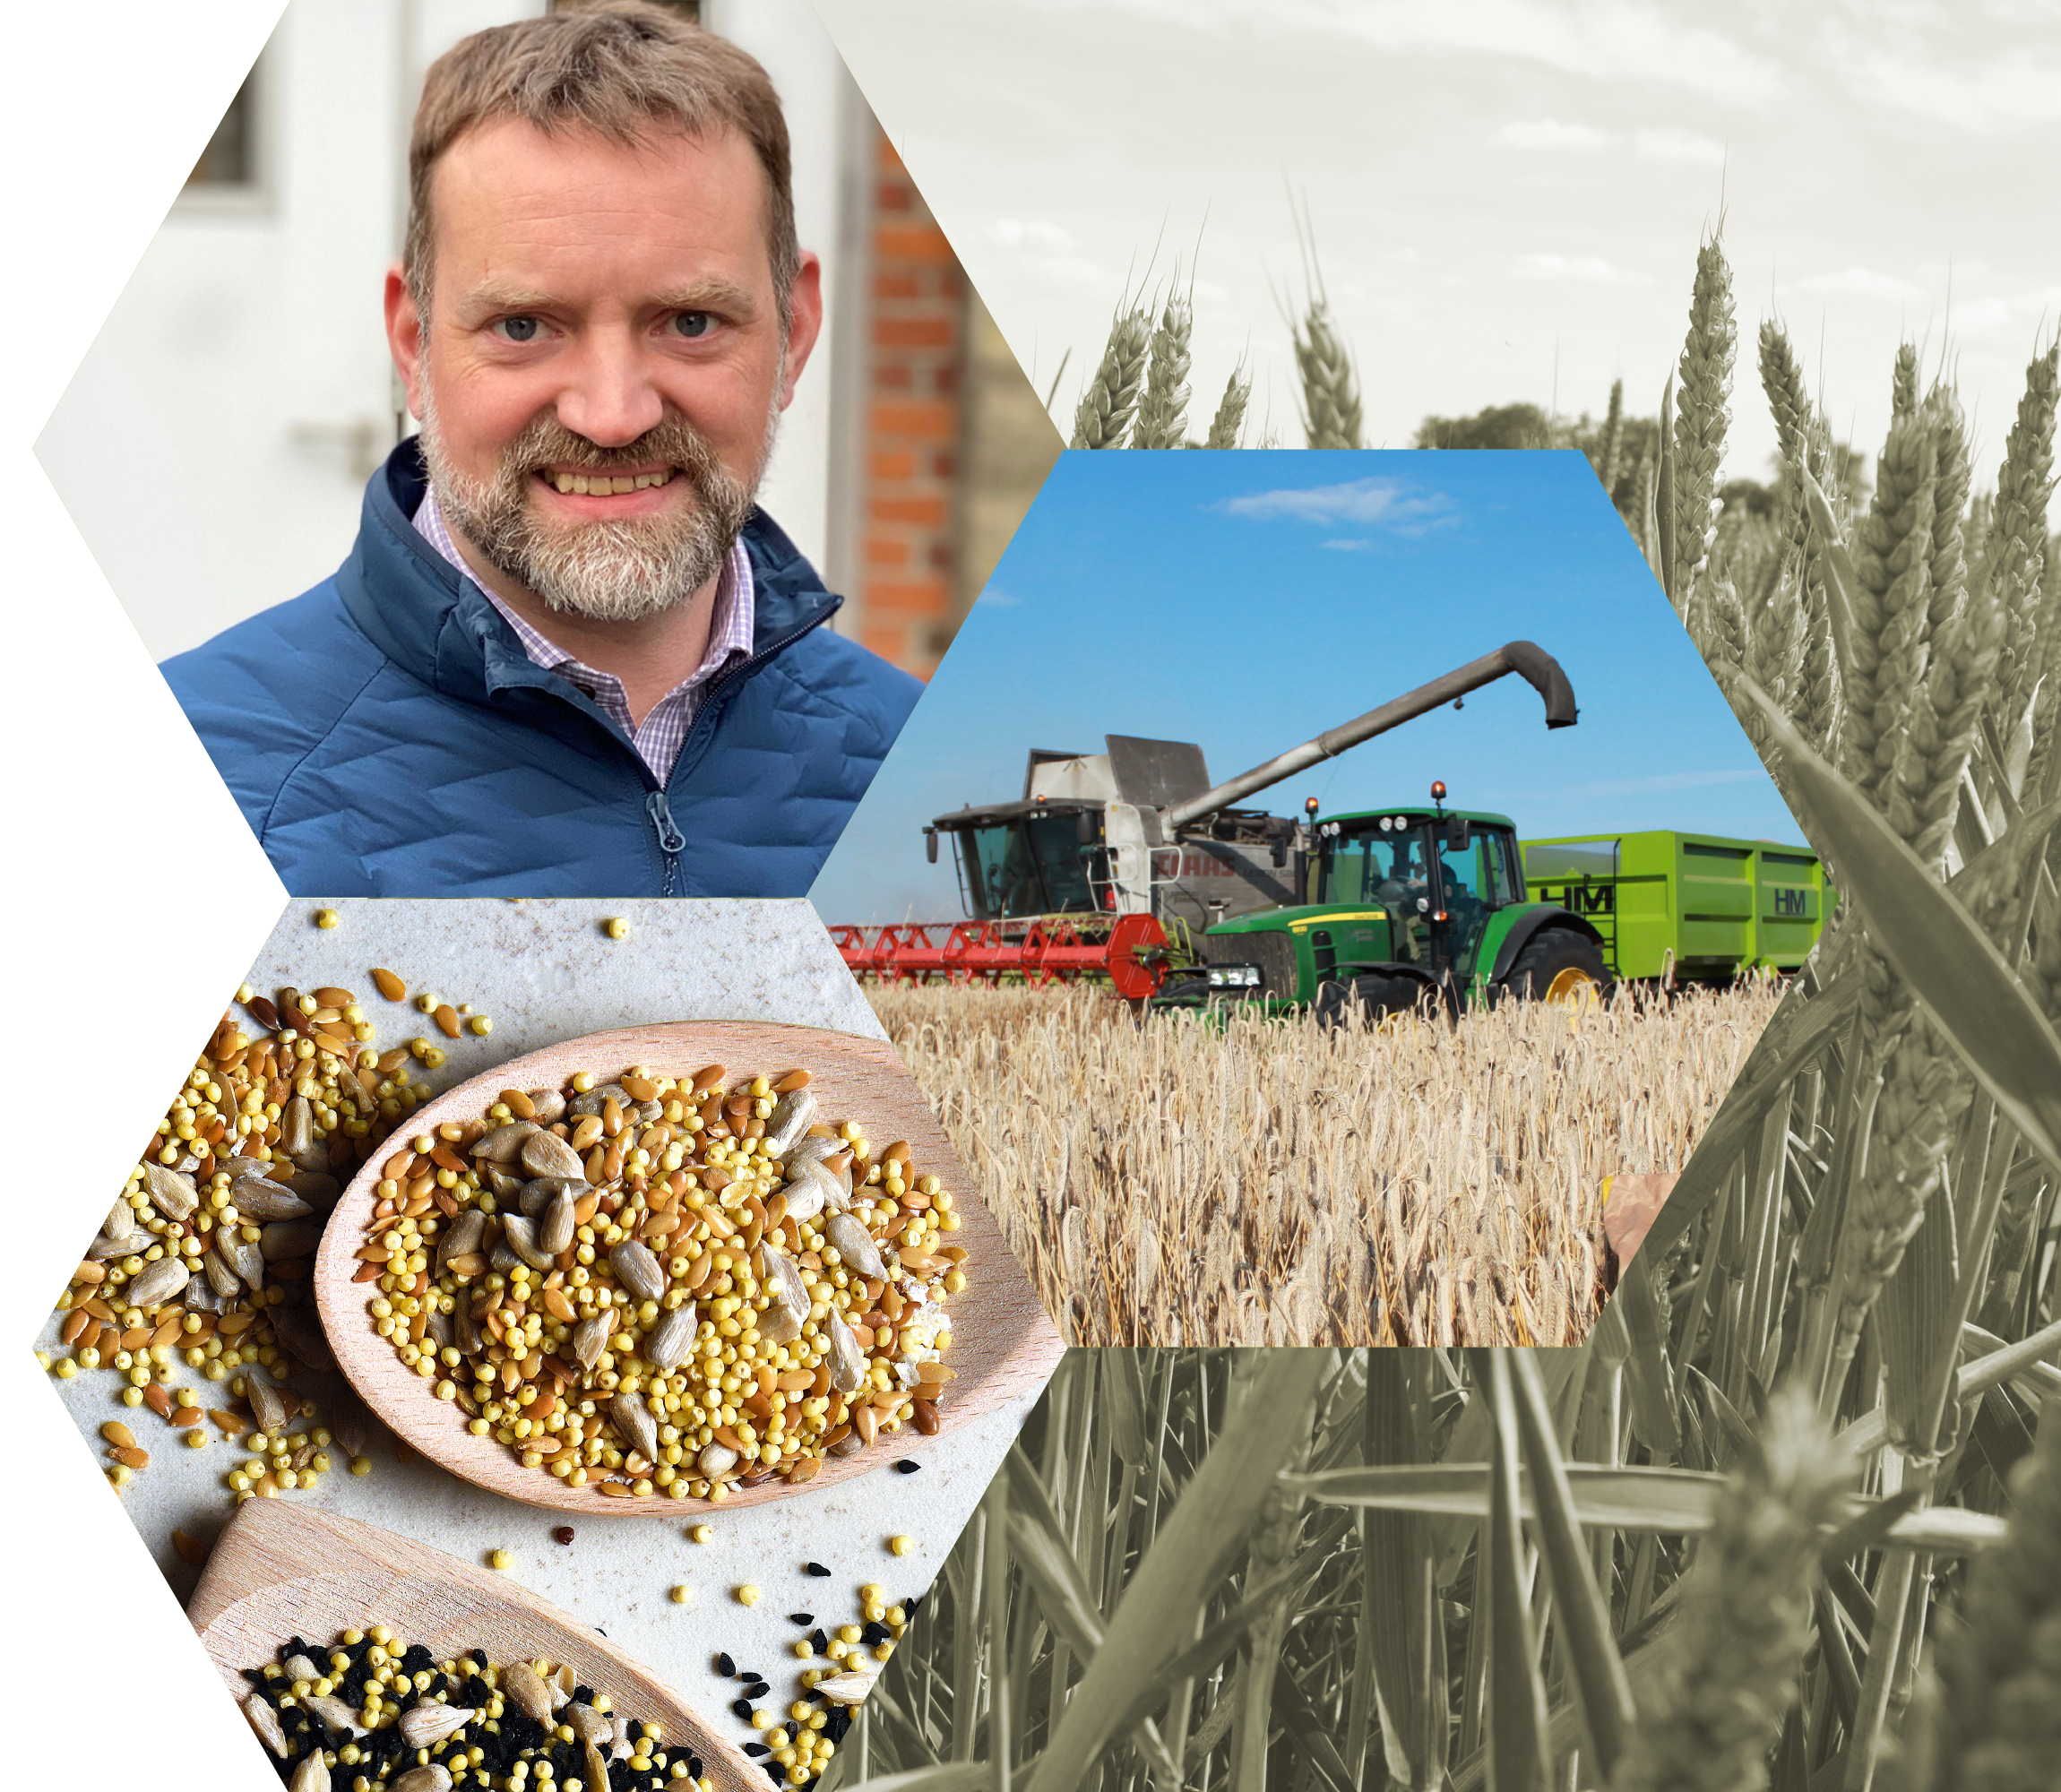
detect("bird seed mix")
[241,1628,712,1791]
[361,1064,967,1500]
[48,976,447,1500]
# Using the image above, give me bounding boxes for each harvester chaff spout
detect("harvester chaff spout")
[1160,641,1577,832]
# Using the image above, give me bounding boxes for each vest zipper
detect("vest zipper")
[646,790,686,894]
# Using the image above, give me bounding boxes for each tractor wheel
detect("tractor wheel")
[1502,929,1612,1004]
[1314,973,1438,1030]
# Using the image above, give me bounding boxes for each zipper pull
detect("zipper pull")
[646,790,686,855]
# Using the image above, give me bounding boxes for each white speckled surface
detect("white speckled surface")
[42,897,1047,1764]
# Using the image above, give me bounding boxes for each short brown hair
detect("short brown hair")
[404,1,798,330]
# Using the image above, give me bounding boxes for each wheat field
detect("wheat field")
[867,979,1781,1348]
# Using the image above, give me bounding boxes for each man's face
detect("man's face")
[385,116,823,622]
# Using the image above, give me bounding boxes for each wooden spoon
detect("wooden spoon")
[312,1021,1063,1514]
[190,1499,759,1789]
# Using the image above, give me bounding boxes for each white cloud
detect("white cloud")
[987,218,1079,253]
[1222,477,1454,533]
[1049,0,1787,106]
[979,585,1022,607]
[1798,266,1924,299]
[1518,253,1626,282]
[1489,117,1614,151]
[1634,126,1726,165]
[1842,47,2061,132]
[1323,538,1376,551]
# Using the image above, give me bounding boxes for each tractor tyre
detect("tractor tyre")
[1501,928,1613,1004]
[1314,973,1438,1031]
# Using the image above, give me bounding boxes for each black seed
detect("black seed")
[805,1561,831,1577]
[743,1742,771,1757]
[742,1682,771,1701]
[893,1459,920,1473]
[731,1699,755,1720]
[788,1613,814,1626]
[715,1651,737,1676]
[861,1621,890,1645]
[810,1630,829,1652]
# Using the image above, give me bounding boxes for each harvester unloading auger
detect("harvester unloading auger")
[832,642,1628,1020]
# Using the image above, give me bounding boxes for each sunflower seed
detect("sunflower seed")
[203,1245,243,1298]
[302,1693,364,1736]
[282,1654,321,1684]
[143,1163,199,1221]
[814,1667,880,1707]
[484,1165,525,1200]
[103,1200,140,1245]
[520,1176,586,1219]
[289,1170,342,1210]
[502,1661,555,1725]
[521,1131,584,1180]
[399,1702,471,1748]
[392,1770,452,1792]
[610,1391,659,1461]
[827,1309,866,1393]
[223,1233,267,1290]
[644,1304,697,1373]
[185,1277,227,1314]
[565,1703,611,1745]
[423,1305,453,1349]
[232,1176,314,1221]
[758,1245,809,1345]
[764,1089,818,1158]
[500,1212,556,1271]
[474,1121,541,1165]
[527,1088,567,1124]
[585,1742,612,1790]
[551,1664,575,1704]
[291,1752,332,1792]
[571,1315,609,1372]
[247,1375,290,1434]
[824,1212,887,1282]
[609,1240,665,1303]
[698,1441,739,1478]
[779,1161,839,1224]
[244,1696,289,1757]
[86,1230,137,1262]
[567,1084,630,1119]
[126,1258,191,1308]
[538,1189,576,1255]
[437,1210,485,1275]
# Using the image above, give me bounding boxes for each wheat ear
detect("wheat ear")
[1131,287,1194,449]
[1069,306,1151,450]
[1293,298,1364,448]
[1202,364,1252,449]
[1670,233,1738,599]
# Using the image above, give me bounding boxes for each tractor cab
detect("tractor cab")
[1306,789,1525,985]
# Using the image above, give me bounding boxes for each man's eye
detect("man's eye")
[671,312,714,340]
[495,317,541,344]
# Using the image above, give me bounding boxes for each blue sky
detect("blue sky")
[811,450,1804,924]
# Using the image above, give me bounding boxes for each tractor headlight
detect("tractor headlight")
[1206,964,1262,988]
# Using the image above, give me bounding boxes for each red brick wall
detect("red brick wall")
[860,134,963,680]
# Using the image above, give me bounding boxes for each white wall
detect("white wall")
[37,0,850,662]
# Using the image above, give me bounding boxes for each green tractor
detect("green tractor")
[1159,783,1612,1022]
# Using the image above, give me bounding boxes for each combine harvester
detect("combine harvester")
[832,642,1832,1021]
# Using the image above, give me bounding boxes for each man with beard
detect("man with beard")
[164,3,922,895]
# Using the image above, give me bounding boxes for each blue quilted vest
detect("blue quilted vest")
[162,441,923,896]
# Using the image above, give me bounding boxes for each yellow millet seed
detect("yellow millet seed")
[734,1584,760,1607]
[315,909,341,929]
[889,1535,913,1556]
[605,917,632,939]
[689,1524,714,1544]
[669,1585,692,1605]
[488,1549,514,1572]
[470,1016,493,1037]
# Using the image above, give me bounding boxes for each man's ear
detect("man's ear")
[778,252,824,410]
[384,263,427,421]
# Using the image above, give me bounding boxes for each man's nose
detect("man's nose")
[553,333,667,447]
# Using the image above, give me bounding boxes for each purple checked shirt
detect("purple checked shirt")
[413,487,755,784]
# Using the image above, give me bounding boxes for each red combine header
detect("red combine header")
[829,913,1168,998]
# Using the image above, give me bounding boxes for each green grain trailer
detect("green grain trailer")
[1520,831,1833,981]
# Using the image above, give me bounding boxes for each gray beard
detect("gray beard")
[416,381,777,625]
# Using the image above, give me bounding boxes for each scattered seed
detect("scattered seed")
[605,917,631,939]
[736,1584,761,1606]
[889,1535,914,1556]
[552,1525,575,1545]
[488,1548,513,1571]
[670,1584,692,1604]
[315,909,341,929]
[371,967,407,1001]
